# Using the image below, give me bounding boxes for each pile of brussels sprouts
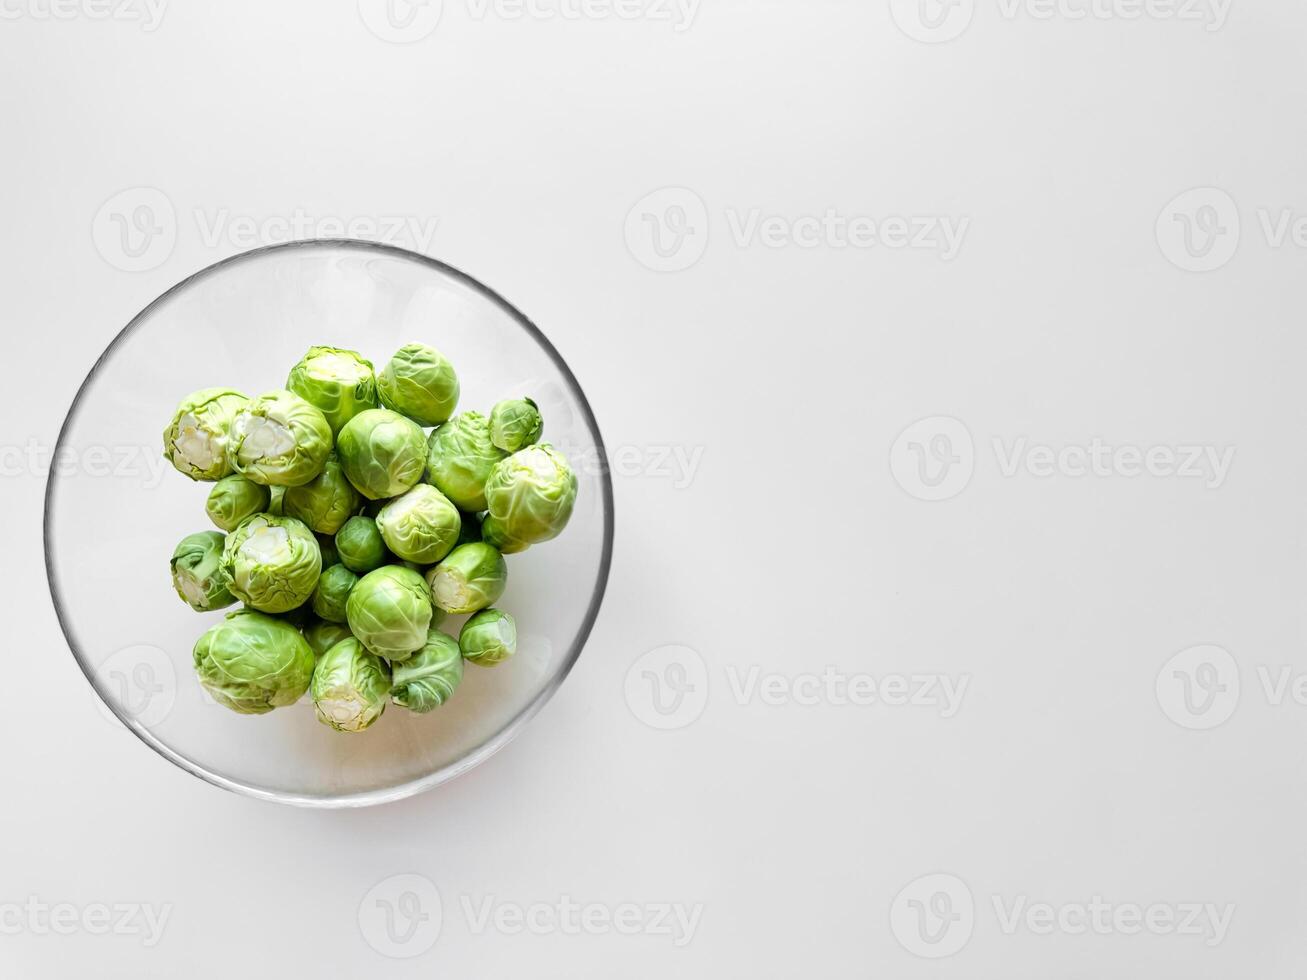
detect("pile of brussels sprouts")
[163,343,577,733]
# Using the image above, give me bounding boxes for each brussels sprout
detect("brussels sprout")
[318,534,340,568]
[193,609,315,714]
[425,542,507,615]
[170,531,235,612]
[221,514,322,614]
[337,408,427,500]
[163,388,248,481]
[456,510,484,545]
[268,486,286,516]
[489,398,543,453]
[311,563,358,623]
[205,475,270,532]
[286,346,378,434]
[335,516,390,574]
[346,565,433,662]
[376,485,461,564]
[311,637,391,732]
[481,444,578,553]
[391,630,463,713]
[377,343,460,427]
[459,609,517,666]
[229,390,333,487]
[282,453,361,535]
[425,412,506,512]
[304,620,353,659]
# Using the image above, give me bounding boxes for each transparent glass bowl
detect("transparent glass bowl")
[45,240,613,807]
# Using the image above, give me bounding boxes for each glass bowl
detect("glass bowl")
[45,240,613,808]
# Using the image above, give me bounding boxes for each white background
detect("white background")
[3,0,1306,976]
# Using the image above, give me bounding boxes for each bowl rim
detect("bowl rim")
[43,238,615,808]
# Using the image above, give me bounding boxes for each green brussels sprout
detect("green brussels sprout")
[311,563,358,623]
[481,444,578,553]
[390,630,463,713]
[337,408,427,500]
[163,388,248,481]
[425,542,507,615]
[193,609,315,714]
[311,637,391,732]
[303,620,353,659]
[456,510,484,546]
[228,390,333,487]
[346,565,433,662]
[221,514,322,614]
[377,342,460,427]
[317,535,339,569]
[268,486,286,516]
[170,531,235,612]
[459,609,517,666]
[286,346,378,434]
[205,475,270,532]
[282,453,361,535]
[425,412,507,512]
[375,485,461,564]
[489,398,543,453]
[335,516,390,574]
